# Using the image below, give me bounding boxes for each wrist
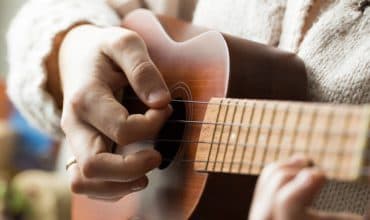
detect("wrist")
[45,22,89,109]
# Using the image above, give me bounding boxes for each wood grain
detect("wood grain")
[195,98,370,182]
[73,9,308,220]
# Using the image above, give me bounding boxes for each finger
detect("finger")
[61,110,107,158]
[116,107,173,145]
[80,150,161,182]
[257,155,312,190]
[274,168,326,220]
[68,163,148,199]
[62,113,162,182]
[101,27,171,108]
[68,83,172,146]
[249,156,311,220]
[249,168,296,220]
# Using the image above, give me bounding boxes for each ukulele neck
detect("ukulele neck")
[194,98,370,182]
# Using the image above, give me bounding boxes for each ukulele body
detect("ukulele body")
[72,9,307,220]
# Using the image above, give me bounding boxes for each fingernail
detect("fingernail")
[148,89,170,104]
[131,178,148,192]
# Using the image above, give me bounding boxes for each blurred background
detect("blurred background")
[1,1,69,220]
[0,1,197,219]
[0,0,25,78]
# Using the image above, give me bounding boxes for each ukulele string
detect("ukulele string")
[120,97,370,172]
[123,97,370,138]
[152,137,370,176]
[125,97,363,116]
[164,119,359,137]
[142,139,368,156]
[158,157,370,176]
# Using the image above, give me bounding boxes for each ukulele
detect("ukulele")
[72,9,370,220]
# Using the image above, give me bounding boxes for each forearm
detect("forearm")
[6,0,121,139]
[45,22,88,109]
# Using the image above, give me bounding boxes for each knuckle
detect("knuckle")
[81,157,97,179]
[69,90,87,114]
[130,61,154,85]
[111,115,127,145]
[274,170,293,185]
[120,31,143,47]
[68,83,97,114]
[110,30,143,51]
[70,176,85,194]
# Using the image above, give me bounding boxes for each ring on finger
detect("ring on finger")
[66,158,78,171]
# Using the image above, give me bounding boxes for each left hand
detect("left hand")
[249,155,362,220]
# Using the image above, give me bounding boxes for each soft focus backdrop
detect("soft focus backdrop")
[0,2,67,220]
[0,0,25,79]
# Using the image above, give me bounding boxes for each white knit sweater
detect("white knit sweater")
[7,0,370,215]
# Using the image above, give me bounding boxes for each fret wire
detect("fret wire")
[303,106,317,155]
[220,100,239,171]
[238,101,256,173]
[287,105,302,157]
[259,102,277,173]
[212,99,231,171]
[247,102,266,173]
[229,101,247,172]
[165,120,358,137]
[273,104,289,162]
[205,99,223,170]
[316,108,334,167]
[336,110,352,178]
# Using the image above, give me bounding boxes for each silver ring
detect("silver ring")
[65,158,77,171]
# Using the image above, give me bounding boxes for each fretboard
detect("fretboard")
[194,98,370,182]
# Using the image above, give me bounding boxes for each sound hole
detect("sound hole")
[155,98,186,169]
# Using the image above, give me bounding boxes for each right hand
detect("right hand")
[59,24,172,201]
[249,156,362,220]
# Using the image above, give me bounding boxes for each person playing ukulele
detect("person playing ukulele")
[7,0,370,219]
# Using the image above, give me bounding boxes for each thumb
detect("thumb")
[274,168,325,220]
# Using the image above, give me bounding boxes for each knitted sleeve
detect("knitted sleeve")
[6,0,132,140]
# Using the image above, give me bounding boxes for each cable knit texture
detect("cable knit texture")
[193,0,287,46]
[6,0,370,215]
[298,0,370,104]
[7,0,121,139]
[279,0,317,52]
[193,0,370,215]
[297,2,370,212]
